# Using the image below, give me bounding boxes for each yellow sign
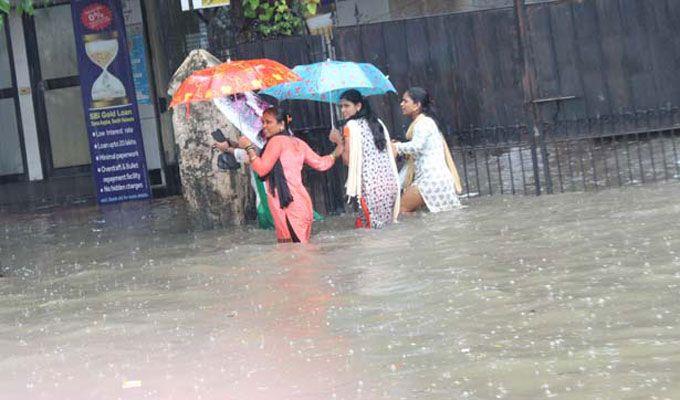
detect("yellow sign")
[200,0,230,7]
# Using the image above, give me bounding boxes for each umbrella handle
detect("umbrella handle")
[330,103,335,130]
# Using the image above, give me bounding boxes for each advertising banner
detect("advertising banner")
[71,0,152,204]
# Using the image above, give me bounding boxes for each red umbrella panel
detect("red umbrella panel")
[170,58,301,109]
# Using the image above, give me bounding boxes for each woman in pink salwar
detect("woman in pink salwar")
[238,107,343,243]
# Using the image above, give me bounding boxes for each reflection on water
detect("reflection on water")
[1,183,680,399]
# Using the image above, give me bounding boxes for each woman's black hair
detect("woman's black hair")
[263,106,293,135]
[405,86,441,130]
[339,89,386,151]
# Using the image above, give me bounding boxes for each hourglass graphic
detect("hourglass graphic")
[84,32,129,109]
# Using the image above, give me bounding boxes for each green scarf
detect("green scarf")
[254,174,323,230]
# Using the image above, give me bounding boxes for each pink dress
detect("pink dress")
[250,135,336,243]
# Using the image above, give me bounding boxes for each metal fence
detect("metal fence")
[451,106,680,198]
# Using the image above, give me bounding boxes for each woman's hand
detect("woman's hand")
[333,141,344,155]
[212,141,230,152]
[238,136,253,149]
[328,129,343,145]
[390,141,399,157]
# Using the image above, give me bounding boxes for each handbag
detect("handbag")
[217,152,241,171]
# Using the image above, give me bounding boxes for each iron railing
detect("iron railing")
[450,107,680,198]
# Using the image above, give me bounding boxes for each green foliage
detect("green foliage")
[18,0,35,15]
[240,0,319,39]
[0,0,10,15]
[1,0,49,27]
[0,0,319,37]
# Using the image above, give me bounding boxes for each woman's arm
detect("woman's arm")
[328,128,349,165]
[395,122,429,156]
[213,141,231,152]
[213,140,252,165]
[249,137,284,176]
[233,148,251,165]
[340,126,350,165]
[302,139,342,172]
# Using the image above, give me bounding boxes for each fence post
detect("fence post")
[513,0,553,195]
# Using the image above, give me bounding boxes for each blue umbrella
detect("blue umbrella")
[261,60,397,104]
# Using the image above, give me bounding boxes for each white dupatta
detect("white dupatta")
[345,119,401,223]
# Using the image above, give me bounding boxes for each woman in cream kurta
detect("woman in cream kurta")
[393,87,462,213]
[395,115,460,212]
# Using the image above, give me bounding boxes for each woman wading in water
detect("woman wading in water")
[329,89,400,229]
[239,107,343,243]
[392,87,462,213]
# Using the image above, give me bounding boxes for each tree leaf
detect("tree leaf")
[259,24,271,36]
[0,0,10,15]
[260,5,274,20]
[258,6,271,22]
[20,0,35,15]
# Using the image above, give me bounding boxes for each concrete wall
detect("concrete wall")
[389,0,513,20]
[335,0,391,26]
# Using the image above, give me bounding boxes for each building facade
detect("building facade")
[0,0,539,208]
[0,0,183,207]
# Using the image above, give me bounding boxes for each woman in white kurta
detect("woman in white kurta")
[392,87,462,213]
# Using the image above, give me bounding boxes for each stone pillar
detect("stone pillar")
[168,50,254,229]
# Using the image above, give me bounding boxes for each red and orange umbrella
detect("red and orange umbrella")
[169,58,301,109]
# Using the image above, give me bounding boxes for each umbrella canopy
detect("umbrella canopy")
[166,49,221,98]
[169,58,301,108]
[260,60,396,104]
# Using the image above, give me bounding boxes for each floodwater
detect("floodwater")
[1,183,679,400]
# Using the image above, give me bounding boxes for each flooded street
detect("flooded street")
[1,183,680,400]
